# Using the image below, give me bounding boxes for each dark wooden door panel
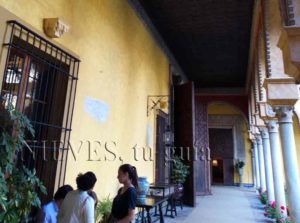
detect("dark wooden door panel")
[194,98,211,195]
[155,111,167,183]
[174,82,196,207]
[223,159,234,185]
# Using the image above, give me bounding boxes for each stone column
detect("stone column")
[256,135,266,192]
[275,106,300,222]
[250,148,257,188]
[260,128,275,203]
[253,140,261,189]
[266,119,287,218]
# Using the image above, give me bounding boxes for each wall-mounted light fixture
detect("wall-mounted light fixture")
[147,95,169,116]
[163,128,174,145]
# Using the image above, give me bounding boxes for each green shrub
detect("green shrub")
[95,195,113,223]
[171,156,190,184]
[0,104,46,222]
[259,191,268,205]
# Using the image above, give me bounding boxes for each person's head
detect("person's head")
[117,164,139,189]
[54,185,73,208]
[76,171,97,191]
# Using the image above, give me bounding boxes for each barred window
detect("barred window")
[1,20,80,203]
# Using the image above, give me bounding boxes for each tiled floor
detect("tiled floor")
[164,186,274,223]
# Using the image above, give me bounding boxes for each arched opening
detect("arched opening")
[207,102,253,187]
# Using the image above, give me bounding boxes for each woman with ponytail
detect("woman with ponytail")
[111,164,139,223]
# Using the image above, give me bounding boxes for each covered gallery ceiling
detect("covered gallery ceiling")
[138,0,254,89]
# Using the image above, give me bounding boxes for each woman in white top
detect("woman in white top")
[57,172,97,223]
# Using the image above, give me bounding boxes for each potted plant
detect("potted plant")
[0,103,46,222]
[235,159,245,186]
[171,156,190,199]
[95,195,113,223]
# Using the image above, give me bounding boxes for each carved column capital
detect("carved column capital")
[256,135,263,145]
[260,127,269,139]
[265,119,279,133]
[250,148,255,158]
[251,138,257,145]
[258,101,276,120]
[274,106,294,123]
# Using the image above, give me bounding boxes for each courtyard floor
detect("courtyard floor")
[164,186,274,223]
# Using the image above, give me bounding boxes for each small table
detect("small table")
[149,183,176,218]
[136,196,168,223]
[149,183,175,198]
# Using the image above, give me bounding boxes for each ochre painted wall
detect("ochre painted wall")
[0,0,169,200]
[208,103,253,185]
[293,115,300,176]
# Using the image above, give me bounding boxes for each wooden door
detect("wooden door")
[209,128,234,185]
[155,110,167,183]
[174,82,196,207]
[194,99,211,195]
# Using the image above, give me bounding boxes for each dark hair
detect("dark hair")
[54,185,73,201]
[76,171,97,191]
[119,164,139,189]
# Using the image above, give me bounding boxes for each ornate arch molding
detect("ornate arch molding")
[295,102,300,129]
[257,31,266,101]
[208,115,246,161]
[261,0,272,78]
[277,0,300,81]
[279,0,296,26]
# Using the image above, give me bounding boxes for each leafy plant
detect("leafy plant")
[276,205,291,223]
[0,103,46,222]
[95,195,113,223]
[264,201,277,219]
[235,159,245,169]
[259,190,268,205]
[171,156,190,184]
[264,201,291,223]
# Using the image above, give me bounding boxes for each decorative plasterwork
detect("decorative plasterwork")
[264,77,299,106]
[43,18,69,38]
[278,26,300,81]
[254,72,260,113]
[208,115,246,161]
[257,101,276,120]
[279,0,296,26]
[262,0,272,78]
[254,113,265,127]
[257,35,266,101]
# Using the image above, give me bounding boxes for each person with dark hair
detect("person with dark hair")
[37,185,73,223]
[111,164,138,223]
[87,190,98,210]
[57,171,97,223]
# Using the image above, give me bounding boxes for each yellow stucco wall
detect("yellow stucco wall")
[208,103,253,185]
[0,0,169,199]
[293,115,300,175]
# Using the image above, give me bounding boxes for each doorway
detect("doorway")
[155,110,168,183]
[212,159,224,184]
[209,128,234,185]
